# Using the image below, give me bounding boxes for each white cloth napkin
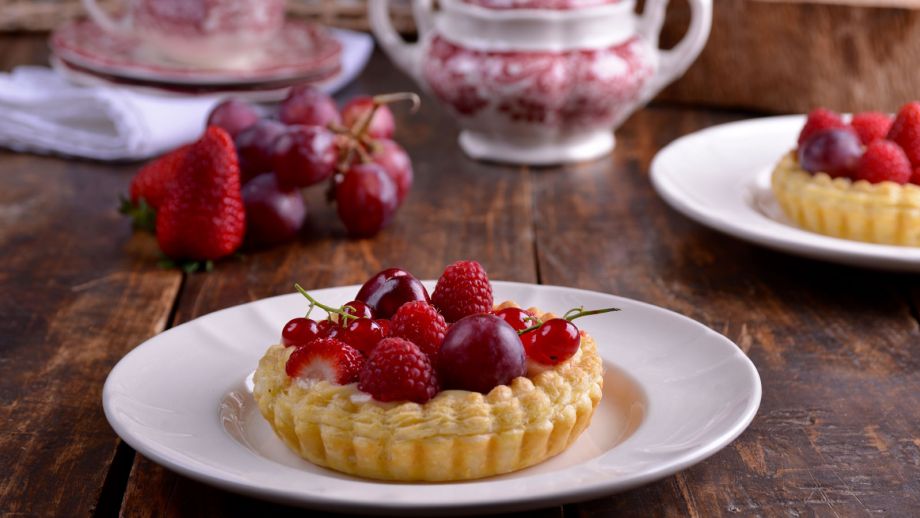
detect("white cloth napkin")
[0,29,373,161]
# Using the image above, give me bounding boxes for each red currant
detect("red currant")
[494,307,537,332]
[342,300,374,320]
[281,317,319,347]
[316,319,341,339]
[524,318,580,365]
[344,318,390,355]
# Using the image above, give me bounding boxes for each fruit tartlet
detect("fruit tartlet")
[771,106,920,246]
[252,261,617,481]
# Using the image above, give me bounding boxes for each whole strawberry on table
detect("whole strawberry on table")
[120,87,418,271]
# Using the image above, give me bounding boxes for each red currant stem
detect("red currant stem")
[516,306,620,335]
[565,307,620,321]
[293,283,358,323]
[371,92,421,113]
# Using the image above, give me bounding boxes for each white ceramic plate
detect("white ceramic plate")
[651,115,920,272]
[103,281,761,515]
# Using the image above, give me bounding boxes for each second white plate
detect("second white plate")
[104,281,761,515]
[651,116,920,271]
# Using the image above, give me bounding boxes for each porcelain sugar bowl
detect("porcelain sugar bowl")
[370,0,711,164]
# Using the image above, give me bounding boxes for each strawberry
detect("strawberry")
[130,145,189,208]
[155,126,245,264]
[285,338,364,384]
[855,140,912,185]
[912,167,920,186]
[390,301,447,362]
[887,102,920,165]
[358,337,439,403]
[120,144,189,231]
[431,260,493,323]
[798,108,847,147]
[851,112,893,146]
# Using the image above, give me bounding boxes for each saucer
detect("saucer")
[50,56,339,102]
[49,19,341,86]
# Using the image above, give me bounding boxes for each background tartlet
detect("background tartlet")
[772,152,920,247]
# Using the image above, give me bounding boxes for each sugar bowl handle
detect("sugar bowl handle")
[369,0,434,85]
[81,0,133,34]
[638,0,712,103]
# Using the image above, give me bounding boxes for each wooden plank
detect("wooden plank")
[530,107,920,516]
[0,151,182,516]
[118,50,544,517]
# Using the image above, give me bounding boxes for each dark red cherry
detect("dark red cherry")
[355,268,430,319]
[437,314,526,393]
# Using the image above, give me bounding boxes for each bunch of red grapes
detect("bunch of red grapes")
[206,86,418,245]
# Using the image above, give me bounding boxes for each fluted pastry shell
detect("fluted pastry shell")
[771,152,920,246]
[253,304,604,482]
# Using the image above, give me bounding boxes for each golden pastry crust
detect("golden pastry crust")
[253,303,604,481]
[772,152,920,246]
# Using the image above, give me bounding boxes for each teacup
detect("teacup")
[81,0,286,68]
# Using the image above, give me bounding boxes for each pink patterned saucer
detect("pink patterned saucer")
[50,55,340,102]
[50,19,341,86]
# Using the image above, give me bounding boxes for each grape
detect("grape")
[797,128,862,178]
[335,162,399,238]
[279,85,340,127]
[342,96,395,139]
[272,125,337,189]
[235,119,287,181]
[371,139,413,204]
[206,98,260,138]
[437,314,526,393]
[241,173,307,248]
[355,268,430,319]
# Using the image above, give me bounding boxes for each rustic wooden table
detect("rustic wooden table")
[2,34,920,517]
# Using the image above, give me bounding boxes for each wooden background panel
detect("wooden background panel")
[118,53,543,517]
[533,107,920,516]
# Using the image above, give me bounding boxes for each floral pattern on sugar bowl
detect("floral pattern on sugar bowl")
[370,0,712,165]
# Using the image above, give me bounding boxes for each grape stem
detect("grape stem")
[517,306,620,335]
[294,283,358,323]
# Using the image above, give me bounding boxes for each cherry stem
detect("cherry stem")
[294,283,358,323]
[517,306,620,335]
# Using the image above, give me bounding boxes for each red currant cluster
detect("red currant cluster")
[207,86,419,243]
[494,306,619,365]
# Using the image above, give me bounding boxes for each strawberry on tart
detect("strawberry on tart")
[772,104,920,246]
[253,261,617,481]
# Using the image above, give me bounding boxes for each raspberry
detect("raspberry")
[855,140,912,185]
[887,102,920,165]
[851,112,893,145]
[798,108,847,146]
[391,301,448,361]
[912,167,920,185]
[285,338,364,384]
[358,338,439,403]
[431,260,493,323]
